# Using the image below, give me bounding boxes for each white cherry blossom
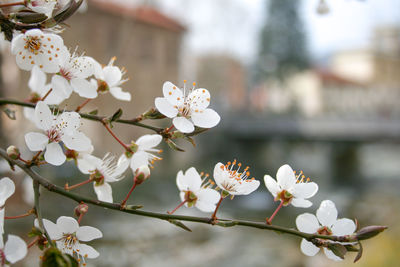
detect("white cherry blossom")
[79,153,126,203]
[0,177,15,237]
[213,160,260,196]
[264,164,318,208]
[24,101,92,166]
[93,57,131,101]
[155,81,221,133]
[119,134,162,173]
[27,0,57,18]
[53,50,97,99]
[36,216,102,262]
[176,167,220,212]
[296,200,357,261]
[0,235,28,265]
[11,29,67,73]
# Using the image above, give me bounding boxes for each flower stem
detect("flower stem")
[75,98,91,112]
[5,209,34,219]
[27,237,39,249]
[165,124,175,133]
[211,195,224,222]
[33,180,55,247]
[0,1,25,8]
[167,199,188,214]
[17,155,30,164]
[120,182,138,208]
[30,150,42,166]
[77,213,84,224]
[65,179,92,190]
[41,88,53,102]
[266,200,284,225]
[101,119,132,152]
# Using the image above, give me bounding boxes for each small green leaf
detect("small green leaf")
[183,136,196,147]
[327,243,347,260]
[15,12,47,23]
[167,219,192,232]
[88,109,98,115]
[125,205,143,210]
[142,108,165,120]
[166,139,185,152]
[110,108,123,122]
[2,107,16,120]
[354,242,363,263]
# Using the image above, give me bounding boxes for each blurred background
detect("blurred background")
[1,0,400,266]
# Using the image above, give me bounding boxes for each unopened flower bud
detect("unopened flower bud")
[7,145,20,160]
[356,225,388,241]
[142,108,165,120]
[74,203,89,217]
[134,165,150,185]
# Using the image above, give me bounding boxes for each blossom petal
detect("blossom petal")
[35,101,53,131]
[276,164,296,190]
[44,142,66,166]
[323,247,342,261]
[71,78,98,99]
[73,56,95,78]
[177,167,202,192]
[76,226,103,242]
[213,163,227,189]
[292,182,318,199]
[77,154,101,174]
[291,198,313,208]
[332,218,356,236]
[196,188,221,212]
[176,170,185,191]
[4,235,27,264]
[76,244,99,259]
[93,183,113,203]
[188,88,210,110]
[130,151,149,171]
[110,86,131,101]
[300,239,320,257]
[103,66,122,87]
[56,216,79,234]
[316,200,338,227]
[62,132,92,152]
[0,209,4,235]
[162,81,183,106]
[296,213,320,233]
[116,154,130,174]
[173,117,194,133]
[155,97,178,118]
[29,65,46,93]
[136,134,162,149]
[264,175,280,197]
[0,177,16,206]
[235,180,260,195]
[57,111,81,135]
[191,108,221,129]
[51,75,73,98]
[25,132,48,151]
[36,218,63,240]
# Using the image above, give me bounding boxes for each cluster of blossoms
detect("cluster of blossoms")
[0,1,385,265]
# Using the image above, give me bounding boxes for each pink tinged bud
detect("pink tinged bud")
[74,203,89,217]
[134,165,151,185]
[6,145,20,160]
[356,225,388,241]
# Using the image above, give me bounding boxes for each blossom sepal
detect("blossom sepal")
[355,225,388,241]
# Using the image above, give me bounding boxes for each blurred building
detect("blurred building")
[196,55,247,111]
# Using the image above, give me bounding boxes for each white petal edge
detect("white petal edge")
[25,132,48,151]
[300,239,320,257]
[56,216,79,234]
[264,175,280,198]
[191,108,220,128]
[332,218,356,236]
[0,177,15,206]
[44,142,66,166]
[173,117,194,133]
[316,200,338,227]
[155,97,178,118]
[93,183,113,203]
[76,226,103,242]
[4,235,27,264]
[296,213,320,234]
[276,164,296,190]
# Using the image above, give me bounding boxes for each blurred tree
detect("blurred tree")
[254,0,309,82]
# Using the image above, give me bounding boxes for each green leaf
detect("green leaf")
[110,108,123,122]
[167,219,192,232]
[15,12,47,23]
[327,243,347,260]
[354,242,363,263]
[2,107,16,120]
[166,139,185,152]
[41,248,79,267]
[125,205,143,210]
[88,109,98,115]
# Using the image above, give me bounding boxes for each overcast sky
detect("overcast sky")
[113,0,400,63]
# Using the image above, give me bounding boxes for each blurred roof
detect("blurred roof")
[89,0,186,32]
[314,69,364,87]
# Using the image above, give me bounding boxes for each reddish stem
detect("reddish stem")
[102,120,131,152]
[0,1,25,8]
[75,98,91,112]
[30,150,42,165]
[41,88,53,102]
[120,182,138,207]
[167,199,188,215]
[65,179,92,190]
[5,212,33,220]
[211,195,224,221]
[17,155,30,164]
[165,124,175,133]
[266,200,284,225]
[77,213,84,224]
[27,237,39,249]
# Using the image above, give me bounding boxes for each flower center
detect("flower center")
[91,169,105,185]
[62,233,78,250]
[47,128,62,143]
[24,36,42,53]
[184,190,198,207]
[178,103,191,117]
[317,226,333,236]
[59,68,73,81]
[275,189,293,205]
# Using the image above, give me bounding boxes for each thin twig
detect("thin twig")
[33,180,55,247]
